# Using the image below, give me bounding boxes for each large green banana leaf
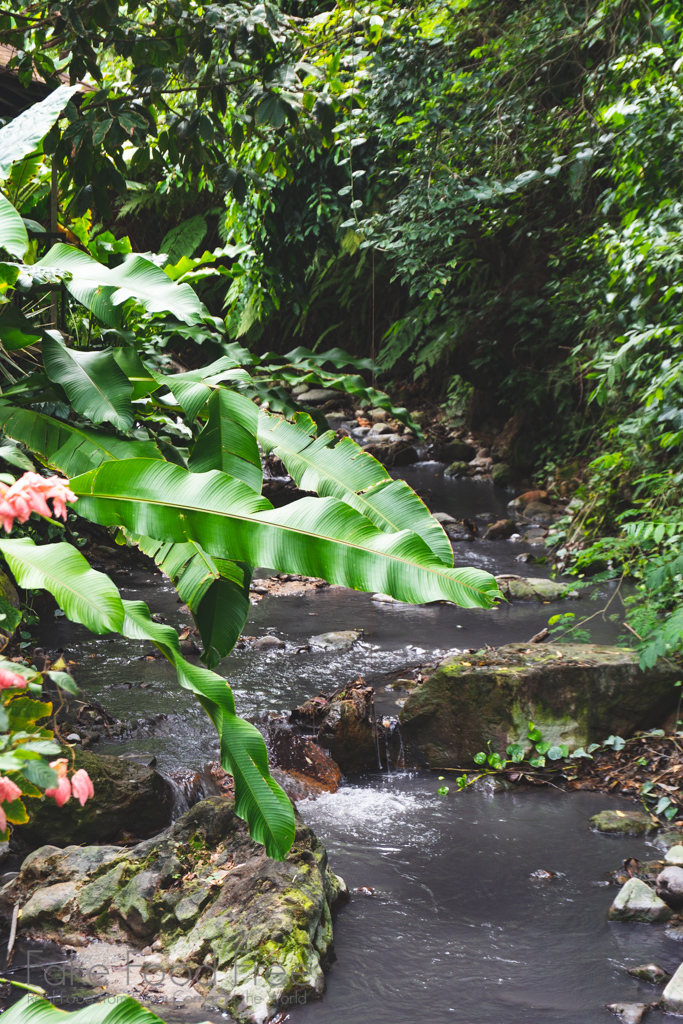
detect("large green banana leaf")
[151,357,252,421]
[258,410,452,564]
[122,600,294,857]
[1,993,177,1022]
[0,538,125,634]
[135,535,252,668]
[0,84,80,181]
[42,336,135,431]
[0,191,28,259]
[36,244,207,327]
[189,387,262,491]
[0,406,163,476]
[70,460,500,607]
[0,537,294,858]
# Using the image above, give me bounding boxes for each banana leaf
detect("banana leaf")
[0,85,80,181]
[258,410,452,563]
[42,336,135,431]
[0,406,163,477]
[36,245,207,327]
[0,191,28,259]
[1,993,176,1022]
[70,459,500,607]
[135,536,252,668]
[189,387,262,491]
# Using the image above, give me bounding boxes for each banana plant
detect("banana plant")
[1,993,184,1023]
[0,111,501,859]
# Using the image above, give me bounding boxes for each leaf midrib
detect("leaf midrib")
[75,487,494,600]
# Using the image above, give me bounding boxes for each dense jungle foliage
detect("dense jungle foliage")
[2,0,683,790]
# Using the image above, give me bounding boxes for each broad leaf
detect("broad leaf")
[0,437,33,472]
[0,191,28,259]
[0,84,81,180]
[0,406,163,476]
[42,336,135,431]
[36,245,207,327]
[152,357,252,421]
[0,307,43,350]
[0,538,125,634]
[189,387,262,491]
[1,994,170,1023]
[134,535,252,668]
[122,600,295,858]
[258,410,452,563]
[70,460,501,607]
[111,346,160,400]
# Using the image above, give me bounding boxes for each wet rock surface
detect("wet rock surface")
[1,797,347,1023]
[399,644,681,768]
[626,964,671,984]
[590,810,656,835]
[607,878,672,923]
[15,749,174,848]
[289,679,381,774]
[494,575,576,601]
[663,963,683,1013]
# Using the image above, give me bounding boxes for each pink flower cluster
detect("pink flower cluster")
[0,667,26,689]
[45,759,94,808]
[0,775,21,833]
[0,472,76,533]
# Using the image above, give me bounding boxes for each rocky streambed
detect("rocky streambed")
[1,464,677,1024]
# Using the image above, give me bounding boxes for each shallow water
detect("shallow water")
[295,780,677,1024]
[29,465,645,1024]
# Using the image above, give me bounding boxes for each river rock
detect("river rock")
[484,519,517,540]
[309,630,362,651]
[15,749,174,847]
[508,490,549,509]
[444,460,469,478]
[443,519,477,543]
[654,830,683,852]
[495,575,576,601]
[290,680,378,773]
[607,878,672,922]
[363,440,418,467]
[297,388,342,405]
[520,499,559,524]
[399,643,681,768]
[590,810,655,835]
[491,463,513,487]
[656,866,683,911]
[665,845,683,866]
[627,963,671,984]
[663,963,683,1013]
[252,635,286,651]
[605,1003,650,1024]
[433,440,476,463]
[2,797,347,1023]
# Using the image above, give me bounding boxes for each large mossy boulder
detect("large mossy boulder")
[15,749,174,847]
[399,643,681,768]
[1,797,347,1024]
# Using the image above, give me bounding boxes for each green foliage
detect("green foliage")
[1,992,172,1023]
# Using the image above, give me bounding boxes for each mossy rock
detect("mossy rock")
[15,748,174,847]
[590,809,655,835]
[444,460,469,478]
[399,643,681,768]
[491,462,513,487]
[1,797,347,1024]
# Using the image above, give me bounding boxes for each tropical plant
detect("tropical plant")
[0,97,500,859]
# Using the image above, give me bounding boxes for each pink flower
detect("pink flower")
[71,769,94,807]
[45,758,71,807]
[0,806,6,834]
[0,777,21,804]
[0,473,76,532]
[0,668,26,689]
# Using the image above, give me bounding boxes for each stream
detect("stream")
[30,463,668,1023]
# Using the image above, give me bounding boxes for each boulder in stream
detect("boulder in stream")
[626,963,670,984]
[608,878,672,923]
[605,1003,651,1024]
[495,575,577,601]
[399,643,681,768]
[290,680,379,773]
[590,809,655,835]
[663,963,683,1013]
[15,749,174,847]
[1,797,347,1024]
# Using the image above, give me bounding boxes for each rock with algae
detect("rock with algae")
[0,797,347,1024]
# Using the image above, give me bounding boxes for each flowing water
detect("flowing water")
[29,464,657,1024]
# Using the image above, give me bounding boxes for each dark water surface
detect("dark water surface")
[30,465,647,1023]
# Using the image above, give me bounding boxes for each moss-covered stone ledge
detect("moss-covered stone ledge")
[0,797,347,1024]
[399,643,680,767]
